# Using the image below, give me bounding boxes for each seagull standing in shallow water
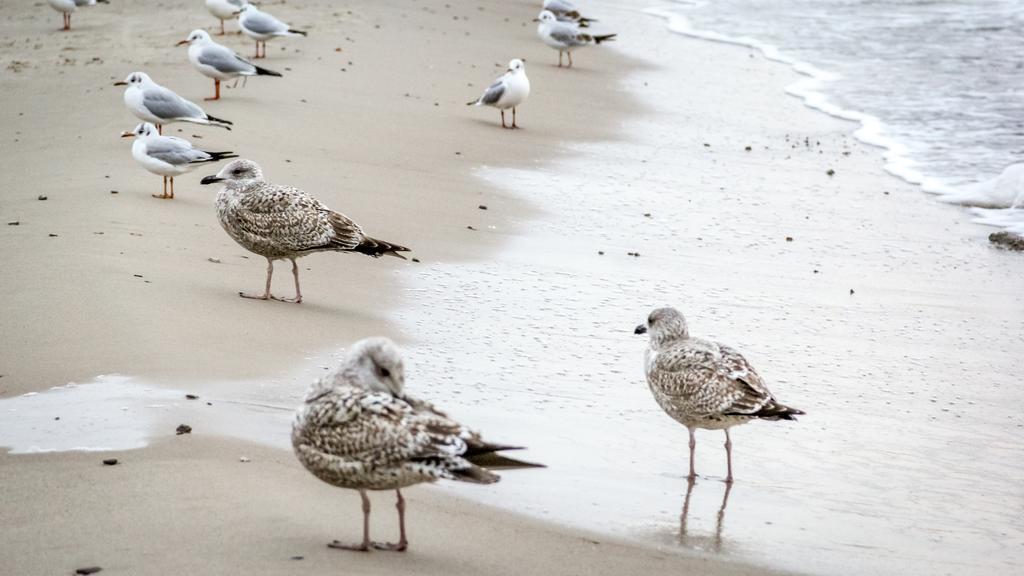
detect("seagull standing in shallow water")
[292,337,542,551]
[178,29,282,100]
[47,0,108,32]
[635,307,804,482]
[200,160,410,303]
[535,10,616,68]
[467,59,531,129]
[238,4,308,59]
[114,72,233,134]
[121,122,236,199]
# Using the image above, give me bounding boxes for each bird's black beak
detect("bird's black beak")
[634,325,647,335]
[200,176,224,185]
[113,81,127,86]
[532,18,540,22]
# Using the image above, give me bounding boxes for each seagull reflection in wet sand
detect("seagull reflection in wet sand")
[679,478,733,553]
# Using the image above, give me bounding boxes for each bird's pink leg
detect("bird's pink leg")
[218,19,225,36]
[170,177,175,199]
[271,258,302,303]
[500,109,507,128]
[724,429,734,483]
[512,107,518,129]
[329,490,371,552]
[688,427,697,480]
[558,50,563,67]
[568,51,574,68]
[372,489,408,551]
[254,40,260,59]
[240,258,273,300]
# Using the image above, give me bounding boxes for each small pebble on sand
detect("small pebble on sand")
[176,424,192,435]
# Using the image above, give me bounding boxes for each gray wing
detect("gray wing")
[549,22,588,47]
[146,137,210,167]
[235,186,366,253]
[227,0,246,6]
[479,78,506,105]
[142,86,204,121]
[545,0,577,13]
[197,45,255,74]
[651,340,773,417]
[244,11,288,35]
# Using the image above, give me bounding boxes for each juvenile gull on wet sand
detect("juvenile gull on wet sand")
[47,0,108,32]
[238,4,307,59]
[466,59,531,129]
[535,10,616,68]
[292,337,542,551]
[200,159,409,303]
[635,307,804,482]
[114,72,233,133]
[178,29,282,101]
[121,122,236,199]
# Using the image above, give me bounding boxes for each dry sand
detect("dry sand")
[1,0,789,574]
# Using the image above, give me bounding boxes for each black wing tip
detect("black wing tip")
[354,237,411,259]
[289,29,309,36]
[594,34,617,44]
[205,114,234,127]
[254,65,283,77]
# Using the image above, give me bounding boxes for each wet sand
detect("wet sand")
[2,0,1022,574]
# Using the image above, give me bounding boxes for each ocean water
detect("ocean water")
[657,0,1024,228]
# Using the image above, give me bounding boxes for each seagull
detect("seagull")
[635,307,804,482]
[114,72,233,134]
[121,122,237,199]
[535,10,616,68]
[47,0,108,32]
[542,0,596,27]
[205,0,247,36]
[200,160,410,303]
[466,59,530,129]
[238,4,308,59]
[177,29,282,100]
[292,337,542,551]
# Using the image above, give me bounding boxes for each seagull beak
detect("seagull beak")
[634,325,647,335]
[200,176,225,185]
[113,81,127,86]
[120,131,134,138]
[175,39,190,46]
[232,10,241,15]
[532,18,540,22]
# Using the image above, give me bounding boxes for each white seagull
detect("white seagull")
[205,0,247,36]
[292,337,542,551]
[635,307,804,482]
[47,0,108,32]
[177,29,282,100]
[114,72,233,134]
[535,10,616,68]
[121,122,237,199]
[466,59,531,129]
[238,4,308,59]
[542,0,596,27]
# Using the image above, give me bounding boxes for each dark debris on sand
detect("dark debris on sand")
[176,424,192,435]
[990,231,1024,251]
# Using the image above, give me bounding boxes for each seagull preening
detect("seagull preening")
[178,29,282,100]
[114,72,233,134]
[47,0,108,32]
[121,122,236,199]
[238,4,308,59]
[200,160,410,303]
[535,10,616,68]
[635,307,804,482]
[466,59,531,129]
[292,337,542,551]
[542,0,596,27]
[205,0,247,36]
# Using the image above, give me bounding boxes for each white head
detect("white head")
[307,337,406,401]
[507,58,526,74]
[200,159,265,189]
[535,10,557,24]
[177,29,212,46]
[113,71,153,88]
[634,307,690,347]
[120,122,158,139]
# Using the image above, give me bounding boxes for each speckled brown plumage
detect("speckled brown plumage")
[291,337,541,551]
[636,307,803,482]
[201,159,409,303]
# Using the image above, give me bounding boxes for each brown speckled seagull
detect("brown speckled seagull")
[292,337,542,552]
[635,307,804,482]
[201,160,409,303]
